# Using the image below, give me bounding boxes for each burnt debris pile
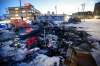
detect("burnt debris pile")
[0,21,99,66]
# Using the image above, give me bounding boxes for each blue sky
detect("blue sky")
[0,0,100,16]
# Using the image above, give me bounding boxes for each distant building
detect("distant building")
[72,11,93,19]
[3,14,10,19]
[94,2,100,19]
[37,14,66,22]
[8,3,41,21]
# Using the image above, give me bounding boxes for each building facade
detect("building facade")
[94,2,100,19]
[8,3,40,21]
[72,11,93,19]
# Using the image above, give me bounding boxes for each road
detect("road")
[66,19,100,40]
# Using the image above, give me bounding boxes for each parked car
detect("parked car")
[68,17,81,24]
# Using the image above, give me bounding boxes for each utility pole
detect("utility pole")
[55,5,57,15]
[78,8,79,13]
[19,0,23,20]
[81,3,85,22]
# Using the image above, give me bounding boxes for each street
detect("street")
[66,19,100,40]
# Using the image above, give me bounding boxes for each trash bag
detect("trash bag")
[12,48,27,61]
[0,30,15,42]
[0,24,6,30]
[26,36,38,49]
[19,28,40,40]
[32,54,60,66]
[0,45,15,57]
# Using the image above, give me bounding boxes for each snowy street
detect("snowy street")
[66,19,100,40]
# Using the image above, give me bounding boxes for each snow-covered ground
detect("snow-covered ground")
[66,19,100,40]
[0,20,10,24]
